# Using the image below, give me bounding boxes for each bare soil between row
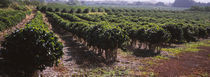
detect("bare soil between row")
[153,46,210,77]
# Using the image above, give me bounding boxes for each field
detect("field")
[0,3,210,77]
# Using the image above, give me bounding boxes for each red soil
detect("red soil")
[154,46,210,77]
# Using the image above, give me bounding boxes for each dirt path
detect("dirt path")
[0,11,36,43]
[41,13,210,77]
[154,46,210,77]
[41,14,106,76]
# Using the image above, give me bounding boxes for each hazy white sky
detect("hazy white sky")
[85,0,210,3]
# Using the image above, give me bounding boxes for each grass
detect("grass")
[128,70,155,77]
[140,72,155,77]
[85,66,129,77]
[70,39,210,76]
[118,39,210,76]
[159,40,210,59]
[70,66,130,76]
[155,55,169,60]
[199,72,209,77]
[118,49,133,57]
[138,66,145,70]
[146,60,155,65]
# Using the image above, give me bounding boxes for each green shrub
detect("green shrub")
[46,12,129,62]
[61,8,67,13]
[182,25,198,42]
[83,8,90,13]
[76,8,83,13]
[55,8,60,12]
[40,6,47,12]
[162,22,184,43]
[91,8,97,12]
[0,10,28,32]
[1,11,63,76]
[1,27,63,75]
[69,9,75,13]
[10,3,28,11]
[36,6,41,10]
[98,8,104,12]
[47,7,54,12]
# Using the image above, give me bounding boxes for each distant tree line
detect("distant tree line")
[0,0,42,8]
[133,2,166,7]
[189,6,210,12]
[173,0,210,8]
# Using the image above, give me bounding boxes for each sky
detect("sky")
[82,0,210,3]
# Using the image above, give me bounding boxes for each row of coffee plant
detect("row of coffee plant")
[0,10,31,32]
[0,11,63,76]
[46,12,129,62]
[56,11,209,53]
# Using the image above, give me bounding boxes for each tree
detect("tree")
[91,8,97,12]
[205,6,210,12]
[189,6,210,12]
[47,7,54,12]
[76,8,82,13]
[98,8,104,12]
[61,8,67,13]
[40,6,47,12]
[189,6,203,11]
[2,28,63,76]
[83,8,90,13]
[69,9,75,13]
[55,8,60,12]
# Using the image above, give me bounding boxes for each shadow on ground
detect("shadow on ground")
[132,49,160,57]
[125,46,160,57]
[51,25,106,68]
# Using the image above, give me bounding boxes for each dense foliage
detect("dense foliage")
[189,6,210,12]
[1,11,63,76]
[0,10,31,32]
[38,3,105,14]
[42,4,210,62]
[46,12,129,62]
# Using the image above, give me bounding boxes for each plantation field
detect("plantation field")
[39,5,210,76]
[40,4,210,60]
[0,3,210,77]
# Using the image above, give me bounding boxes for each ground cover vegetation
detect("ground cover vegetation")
[0,2,210,76]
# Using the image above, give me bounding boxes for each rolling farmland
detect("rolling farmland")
[0,2,210,77]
